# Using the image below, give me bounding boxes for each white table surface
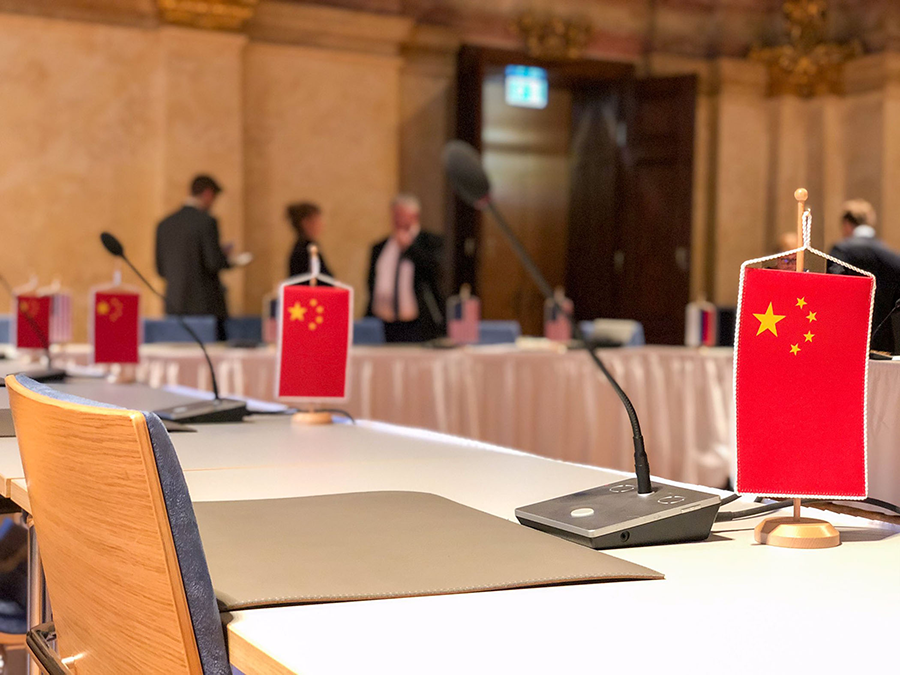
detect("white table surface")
[0,380,211,497]
[5,387,899,674]
[191,421,898,675]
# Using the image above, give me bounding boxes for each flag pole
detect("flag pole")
[794,188,807,272]
[754,188,840,548]
[292,244,334,426]
[793,188,806,520]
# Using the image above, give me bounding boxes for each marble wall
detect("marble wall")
[0,13,162,339]
[243,43,402,316]
[3,0,900,338]
[0,3,415,339]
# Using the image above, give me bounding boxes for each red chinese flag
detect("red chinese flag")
[735,267,874,498]
[92,291,140,364]
[15,295,51,349]
[277,284,352,400]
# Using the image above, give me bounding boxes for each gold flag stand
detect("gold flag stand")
[753,188,840,549]
[291,244,335,426]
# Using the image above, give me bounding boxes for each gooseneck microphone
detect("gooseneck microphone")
[100,233,246,424]
[869,298,900,358]
[443,140,720,549]
[0,273,66,384]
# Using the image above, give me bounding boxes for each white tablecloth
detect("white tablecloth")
[51,344,734,489]
[49,343,900,504]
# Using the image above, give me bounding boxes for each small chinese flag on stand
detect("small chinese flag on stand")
[276,284,352,401]
[92,290,141,364]
[14,295,51,350]
[735,267,874,498]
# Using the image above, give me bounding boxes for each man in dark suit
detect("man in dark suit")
[155,175,250,341]
[367,195,445,342]
[828,199,900,353]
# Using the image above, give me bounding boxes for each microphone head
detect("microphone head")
[442,140,491,208]
[100,232,124,257]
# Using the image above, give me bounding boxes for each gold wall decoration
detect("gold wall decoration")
[157,0,259,31]
[512,11,591,61]
[749,0,861,97]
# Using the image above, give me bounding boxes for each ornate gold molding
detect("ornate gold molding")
[157,0,259,31]
[749,0,861,97]
[512,11,591,61]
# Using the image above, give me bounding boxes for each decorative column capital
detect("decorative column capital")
[749,0,860,97]
[157,0,259,32]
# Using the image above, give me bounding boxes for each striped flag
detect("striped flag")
[49,291,72,344]
[544,294,573,342]
[447,291,480,345]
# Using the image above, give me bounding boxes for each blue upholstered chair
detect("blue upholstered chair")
[144,316,218,344]
[6,375,230,674]
[0,316,10,344]
[478,321,521,345]
[353,317,386,345]
[0,516,27,670]
[225,316,263,343]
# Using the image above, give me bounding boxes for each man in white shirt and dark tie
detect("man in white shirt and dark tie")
[366,194,445,343]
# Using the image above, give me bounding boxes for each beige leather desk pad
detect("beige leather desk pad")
[193,491,662,611]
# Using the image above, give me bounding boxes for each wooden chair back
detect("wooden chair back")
[6,375,228,674]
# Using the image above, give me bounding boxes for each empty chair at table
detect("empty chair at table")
[144,315,218,344]
[478,320,521,345]
[225,316,263,344]
[353,317,386,345]
[6,374,229,674]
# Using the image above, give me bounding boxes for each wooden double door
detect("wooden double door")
[453,47,696,345]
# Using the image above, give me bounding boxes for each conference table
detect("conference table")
[43,343,739,489]
[40,342,900,506]
[0,380,897,674]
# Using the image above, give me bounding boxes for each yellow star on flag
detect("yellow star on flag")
[97,301,110,316]
[807,311,817,322]
[790,344,801,355]
[804,331,814,342]
[753,302,786,337]
[288,302,307,321]
[109,298,123,322]
[796,297,807,308]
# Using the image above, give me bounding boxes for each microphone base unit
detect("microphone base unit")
[154,398,248,424]
[515,478,721,550]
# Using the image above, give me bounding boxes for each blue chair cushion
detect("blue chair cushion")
[353,317,385,345]
[14,376,229,674]
[144,316,218,344]
[225,317,262,343]
[0,600,26,635]
[478,321,521,345]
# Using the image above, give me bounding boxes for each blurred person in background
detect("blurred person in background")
[367,194,444,343]
[774,231,800,270]
[828,199,900,353]
[287,202,332,278]
[156,175,251,341]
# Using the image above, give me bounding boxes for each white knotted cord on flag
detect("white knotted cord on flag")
[802,208,812,248]
[738,208,874,280]
[732,207,876,499]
